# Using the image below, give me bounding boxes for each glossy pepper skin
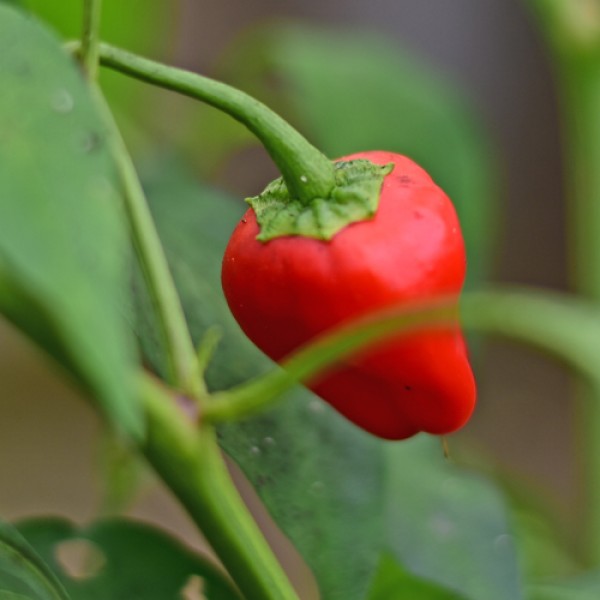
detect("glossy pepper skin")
[221,151,476,439]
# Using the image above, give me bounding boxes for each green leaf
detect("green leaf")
[0,520,70,600]
[16,518,240,599]
[384,437,523,600]
[215,23,498,288]
[136,156,386,600]
[0,6,140,436]
[367,553,467,600]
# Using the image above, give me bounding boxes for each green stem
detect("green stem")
[93,88,199,395]
[139,374,300,600]
[204,299,457,424]
[95,42,335,203]
[81,0,103,79]
[525,0,600,564]
[561,62,600,566]
[204,288,600,426]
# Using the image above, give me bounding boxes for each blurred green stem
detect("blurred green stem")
[204,299,457,424]
[81,0,102,79]
[93,87,199,396]
[561,62,600,565]
[94,42,335,203]
[527,0,600,565]
[139,374,300,600]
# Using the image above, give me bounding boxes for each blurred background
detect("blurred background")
[0,0,576,596]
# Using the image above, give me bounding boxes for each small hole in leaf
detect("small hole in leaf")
[55,539,106,580]
[180,575,207,600]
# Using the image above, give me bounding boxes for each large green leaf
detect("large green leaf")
[16,518,240,599]
[211,24,497,288]
[0,6,140,437]
[385,436,523,600]
[0,520,70,600]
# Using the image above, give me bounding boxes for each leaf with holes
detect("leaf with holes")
[16,518,240,599]
[0,6,140,437]
[0,520,70,600]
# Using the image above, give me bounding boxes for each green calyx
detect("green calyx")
[248,159,394,242]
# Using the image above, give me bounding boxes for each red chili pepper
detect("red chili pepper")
[222,151,476,439]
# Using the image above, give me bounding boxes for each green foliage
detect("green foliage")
[14,518,240,599]
[385,437,522,599]
[0,520,69,600]
[3,5,599,600]
[0,6,140,437]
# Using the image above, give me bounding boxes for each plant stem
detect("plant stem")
[93,88,199,395]
[95,42,335,203]
[139,374,300,600]
[526,0,600,564]
[81,0,103,79]
[561,63,600,565]
[204,299,457,424]
[204,288,600,426]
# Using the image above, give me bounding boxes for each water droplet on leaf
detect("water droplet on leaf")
[80,131,102,153]
[308,399,325,414]
[493,533,513,552]
[51,89,74,114]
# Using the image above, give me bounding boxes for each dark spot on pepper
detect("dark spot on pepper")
[404,385,412,391]
[241,218,247,224]
[413,211,424,220]
[399,175,413,186]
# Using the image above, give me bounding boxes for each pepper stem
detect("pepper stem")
[95,42,335,203]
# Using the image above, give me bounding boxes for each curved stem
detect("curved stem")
[93,87,199,395]
[95,42,335,203]
[81,0,103,79]
[204,299,457,424]
[204,288,600,425]
[139,374,300,600]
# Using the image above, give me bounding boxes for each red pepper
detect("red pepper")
[222,151,476,439]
